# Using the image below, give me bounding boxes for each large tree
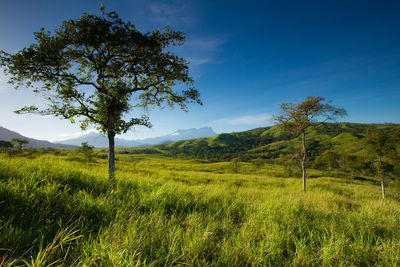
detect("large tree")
[0,8,201,182]
[274,96,346,191]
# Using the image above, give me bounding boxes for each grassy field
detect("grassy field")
[1,153,400,266]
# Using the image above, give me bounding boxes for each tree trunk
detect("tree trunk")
[108,133,116,183]
[378,158,385,199]
[107,115,116,184]
[301,130,306,191]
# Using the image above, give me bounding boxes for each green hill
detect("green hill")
[122,122,400,161]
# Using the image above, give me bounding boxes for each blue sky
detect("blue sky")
[0,0,399,141]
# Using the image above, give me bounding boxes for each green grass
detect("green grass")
[1,153,400,266]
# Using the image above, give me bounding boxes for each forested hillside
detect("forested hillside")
[119,123,398,159]
[118,123,400,177]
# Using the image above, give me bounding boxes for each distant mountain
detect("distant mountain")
[58,127,217,148]
[57,132,141,148]
[134,127,217,146]
[0,126,77,148]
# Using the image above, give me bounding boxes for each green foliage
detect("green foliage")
[275,151,302,177]
[0,140,13,149]
[363,129,397,159]
[274,96,347,190]
[0,9,201,134]
[0,6,201,182]
[362,129,399,198]
[78,142,95,162]
[11,138,29,152]
[1,153,400,265]
[274,96,347,136]
[314,150,340,176]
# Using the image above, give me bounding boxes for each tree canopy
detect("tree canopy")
[0,8,201,182]
[274,96,347,136]
[363,129,398,198]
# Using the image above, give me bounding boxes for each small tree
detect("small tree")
[338,153,371,179]
[231,157,241,173]
[314,153,327,176]
[363,130,396,198]
[274,96,346,191]
[11,138,29,153]
[1,7,201,183]
[78,142,95,162]
[314,150,340,177]
[276,151,302,177]
[0,140,13,150]
[252,158,264,170]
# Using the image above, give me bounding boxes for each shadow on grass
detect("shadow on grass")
[0,184,112,261]
[1,161,249,264]
[352,176,380,185]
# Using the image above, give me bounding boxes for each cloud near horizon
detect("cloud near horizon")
[212,113,273,126]
[54,129,100,141]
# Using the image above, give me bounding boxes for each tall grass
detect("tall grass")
[1,153,400,265]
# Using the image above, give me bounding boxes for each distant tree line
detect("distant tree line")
[0,138,29,152]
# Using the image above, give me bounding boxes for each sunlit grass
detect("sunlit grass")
[1,153,400,265]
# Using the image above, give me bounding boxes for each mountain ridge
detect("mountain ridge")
[0,126,77,148]
[58,127,217,148]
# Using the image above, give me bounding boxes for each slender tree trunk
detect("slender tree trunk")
[378,158,385,199]
[301,130,306,191]
[107,115,116,184]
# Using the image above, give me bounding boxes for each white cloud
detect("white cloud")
[188,57,212,65]
[146,0,195,26]
[185,38,226,52]
[174,37,225,68]
[55,129,99,140]
[213,113,273,126]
